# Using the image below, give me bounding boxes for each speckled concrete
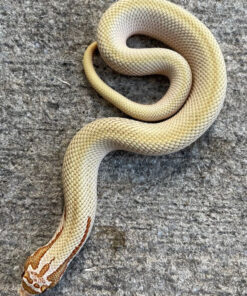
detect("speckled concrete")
[0,0,246,295]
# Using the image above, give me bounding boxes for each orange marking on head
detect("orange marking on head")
[34,283,40,289]
[24,225,64,270]
[47,217,91,287]
[23,271,33,284]
[22,280,37,294]
[38,257,55,278]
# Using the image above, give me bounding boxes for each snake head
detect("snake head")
[20,268,50,295]
[19,254,56,295]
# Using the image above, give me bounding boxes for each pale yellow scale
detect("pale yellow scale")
[20,0,226,295]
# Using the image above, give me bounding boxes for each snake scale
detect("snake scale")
[20,0,226,294]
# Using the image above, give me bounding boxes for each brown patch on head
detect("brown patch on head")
[22,280,37,294]
[47,216,91,287]
[38,257,55,278]
[23,271,33,284]
[24,225,64,271]
[34,283,40,289]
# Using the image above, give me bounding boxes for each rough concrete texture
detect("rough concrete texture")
[0,0,246,295]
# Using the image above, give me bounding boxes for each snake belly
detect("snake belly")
[20,0,226,295]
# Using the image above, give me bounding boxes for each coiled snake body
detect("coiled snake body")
[20,0,226,294]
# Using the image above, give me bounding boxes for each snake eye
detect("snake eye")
[41,286,48,292]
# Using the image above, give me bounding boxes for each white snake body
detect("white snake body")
[20,0,226,294]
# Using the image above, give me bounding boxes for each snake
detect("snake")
[20,0,226,294]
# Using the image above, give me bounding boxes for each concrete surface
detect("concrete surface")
[0,0,246,295]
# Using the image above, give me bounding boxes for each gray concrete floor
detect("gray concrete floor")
[0,0,246,295]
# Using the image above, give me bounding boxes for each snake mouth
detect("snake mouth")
[19,285,36,296]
